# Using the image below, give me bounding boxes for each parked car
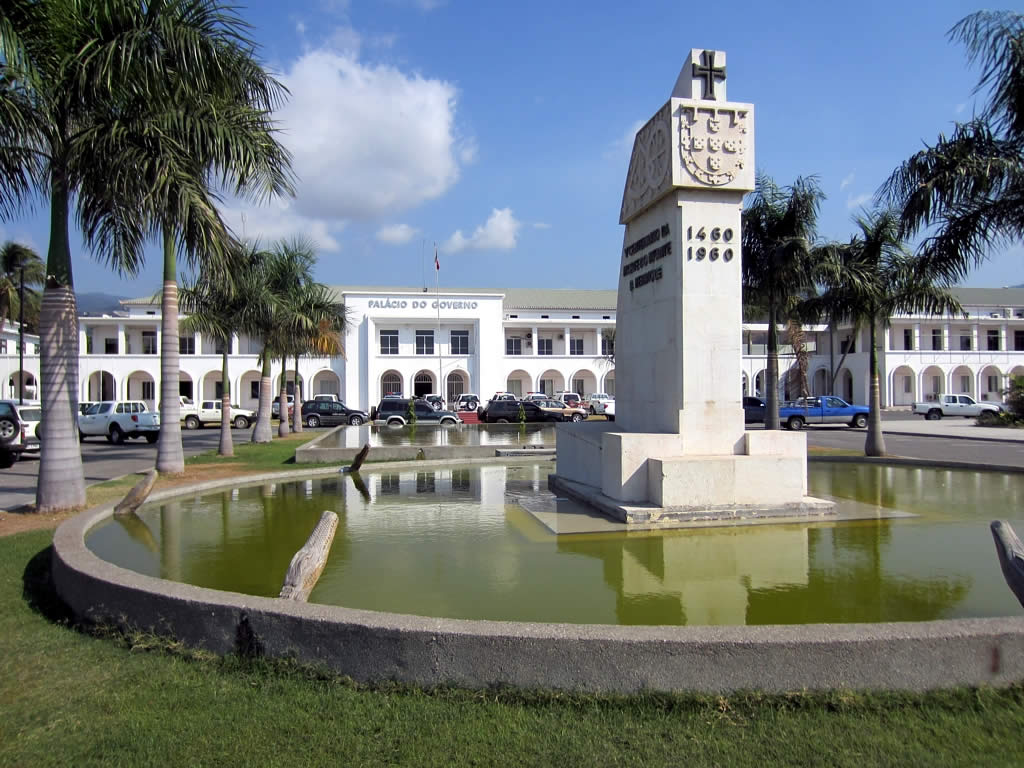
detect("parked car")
[743,396,766,423]
[182,400,256,430]
[302,400,368,427]
[586,393,614,414]
[78,400,97,415]
[481,399,564,423]
[271,394,295,419]
[778,396,869,430]
[454,393,480,411]
[555,391,584,409]
[312,393,340,403]
[78,400,160,444]
[535,398,587,422]
[602,400,615,421]
[0,400,41,468]
[423,394,446,411]
[522,392,547,402]
[911,393,1003,421]
[373,398,462,427]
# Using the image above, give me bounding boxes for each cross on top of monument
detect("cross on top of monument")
[671,48,728,102]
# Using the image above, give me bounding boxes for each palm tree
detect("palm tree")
[742,174,825,429]
[180,244,269,457]
[809,209,963,456]
[882,11,1024,282]
[288,283,349,432]
[0,0,291,511]
[0,241,43,337]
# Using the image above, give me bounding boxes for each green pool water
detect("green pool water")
[86,463,1024,626]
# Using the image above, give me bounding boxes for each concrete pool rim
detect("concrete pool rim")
[51,457,1024,694]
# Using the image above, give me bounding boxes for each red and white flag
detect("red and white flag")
[434,246,440,271]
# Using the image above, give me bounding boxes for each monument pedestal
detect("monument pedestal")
[552,49,834,528]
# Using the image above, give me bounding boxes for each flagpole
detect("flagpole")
[435,244,442,405]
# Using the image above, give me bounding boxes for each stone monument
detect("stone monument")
[552,49,832,525]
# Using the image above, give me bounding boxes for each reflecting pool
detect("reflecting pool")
[317,423,558,449]
[86,462,1024,626]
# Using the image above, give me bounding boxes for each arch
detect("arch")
[413,370,435,398]
[237,369,262,410]
[201,370,224,402]
[753,370,766,399]
[446,370,468,405]
[125,370,156,410]
[979,365,1003,402]
[380,370,403,399]
[602,369,616,397]
[6,369,37,400]
[811,367,830,396]
[178,371,194,401]
[86,370,116,401]
[890,365,916,406]
[920,365,944,401]
[505,369,531,398]
[837,368,854,403]
[1011,365,1024,379]
[950,365,974,395]
[311,369,341,397]
[538,369,565,396]
[274,370,305,400]
[568,369,598,397]
[781,364,805,401]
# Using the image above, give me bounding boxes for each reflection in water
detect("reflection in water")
[322,423,557,449]
[85,463,1024,626]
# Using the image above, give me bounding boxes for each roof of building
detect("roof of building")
[118,285,1023,311]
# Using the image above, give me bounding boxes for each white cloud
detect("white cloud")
[376,223,419,244]
[845,192,872,211]
[839,172,854,191]
[225,37,468,246]
[442,208,521,254]
[221,200,342,253]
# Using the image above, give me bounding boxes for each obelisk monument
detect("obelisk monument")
[553,49,830,524]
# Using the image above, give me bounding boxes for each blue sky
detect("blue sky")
[2,0,1021,294]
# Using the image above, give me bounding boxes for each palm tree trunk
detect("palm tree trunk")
[157,230,185,473]
[252,351,273,443]
[865,319,887,457]
[291,352,303,433]
[278,355,290,437]
[36,176,86,512]
[218,343,233,457]
[765,302,780,430]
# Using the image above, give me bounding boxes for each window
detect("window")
[932,375,941,395]
[380,330,398,355]
[932,329,943,351]
[507,379,523,397]
[573,379,584,395]
[380,474,400,495]
[840,336,855,354]
[215,338,226,355]
[180,335,195,355]
[142,381,155,400]
[506,337,522,356]
[987,330,1000,351]
[415,330,434,355]
[0,340,5,354]
[540,379,553,395]
[602,335,615,357]
[988,375,1000,392]
[960,375,971,392]
[142,331,157,355]
[960,334,972,351]
[251,381,260,399]
[903,329,913,350]
[569,338,583,355]
[903,376,912,393]
[450,330,469,355]
[1016,330,1024,351]
[381,372,402,397]
[214,380,224,399]
[104,337,118,355]
[538,338,552,355]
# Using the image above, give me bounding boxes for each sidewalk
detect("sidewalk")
[879,418,1024,444]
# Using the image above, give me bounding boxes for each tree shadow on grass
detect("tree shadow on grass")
[21,545,76,626]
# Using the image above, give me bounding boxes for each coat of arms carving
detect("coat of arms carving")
[619,104,672,224]
[678,105,748,187]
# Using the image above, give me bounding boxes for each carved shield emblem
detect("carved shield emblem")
[679,106,748,187]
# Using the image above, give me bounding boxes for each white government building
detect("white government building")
[2,285,1023,411]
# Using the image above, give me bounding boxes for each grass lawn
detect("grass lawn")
[2,531,1024,766]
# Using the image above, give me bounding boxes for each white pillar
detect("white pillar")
[531,325,538,355]
[194,331,203,355]
[1000,323,1008,352]
[943,323,950,352]
[564,326,571,356]
[912,322,921,351]
[117,323,126,355]
[971,323,979,352]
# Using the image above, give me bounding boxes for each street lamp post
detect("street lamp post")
[18,264,24,405]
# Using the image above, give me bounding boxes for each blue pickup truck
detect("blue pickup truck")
[778,396,870,431]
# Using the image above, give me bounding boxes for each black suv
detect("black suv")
[301,400,369,427]
[480,399,565,423]
[372,398,462,426]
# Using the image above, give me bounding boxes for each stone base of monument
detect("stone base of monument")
[553,421,835,528]
[548,473,834,528]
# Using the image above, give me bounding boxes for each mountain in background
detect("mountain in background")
[76,292,129,315]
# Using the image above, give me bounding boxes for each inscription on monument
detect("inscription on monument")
[623,224,671,292]
[685,225,735,262]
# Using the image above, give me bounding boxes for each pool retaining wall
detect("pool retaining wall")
[51,467,1024,694]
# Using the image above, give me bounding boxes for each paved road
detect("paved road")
[0,426,328,511]
[3,415,1021,511]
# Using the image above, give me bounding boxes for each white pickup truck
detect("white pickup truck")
[78,400,161,444]
[182,399,256,430]
[912,394,1003,421]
